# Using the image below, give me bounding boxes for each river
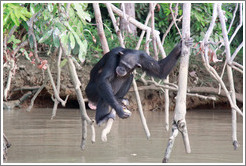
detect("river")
[3,108,244,163]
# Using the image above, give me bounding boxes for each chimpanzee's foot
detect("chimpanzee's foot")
[88,101,97,110]
[97,110,116,126]
[123,106,131,116]
[117,106,132,119]
[121,98,129,106]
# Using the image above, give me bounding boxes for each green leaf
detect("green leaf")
[64,21,87,60]
[72,42,80,55]
[61,32,68,45]
[39,29,53,43]
[60,58,68,68]
[10,12,19,26]
[69,33,75,49]
[3,13,10,26]
[48,4,53,12]
[53,28,60,48]
[78,39,87,63]
[73,3,91,22]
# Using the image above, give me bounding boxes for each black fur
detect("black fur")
[86,41,183,124]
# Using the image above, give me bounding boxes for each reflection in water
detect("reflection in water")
[3,108,243,163]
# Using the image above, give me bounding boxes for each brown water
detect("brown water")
[3,108,244,163]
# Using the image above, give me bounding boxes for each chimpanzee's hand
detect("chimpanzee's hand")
[184,37,193,47]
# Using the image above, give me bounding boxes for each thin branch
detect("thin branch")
[161,16,183,45]
[169,3,182,38]
[150,3,158,60]
[6,25,18,43]
[229,3,242,44]
[51,47,63,119]
[105,3,125,47]
[231,65,243,74]
[3,52,16,100]
[201,52,243,116]
[93,3,109,54]
[27,12,40,64]
[13,40,29,57]
[232,61,243,70]
[227,3,238,33]
[132,78,151,139]
[231,42,243,62]
[26,77,48,112]
[47,65,69,107]
[218,2,242,149]
[135,4,155,50]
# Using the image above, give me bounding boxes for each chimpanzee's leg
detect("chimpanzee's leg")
[115,75,133,114]
[96,98,116,125]
[115,74,134,100]
[85,80,99,103]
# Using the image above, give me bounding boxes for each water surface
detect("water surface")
[3,108,244,163]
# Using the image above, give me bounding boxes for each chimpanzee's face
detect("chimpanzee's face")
[116,51,141,77]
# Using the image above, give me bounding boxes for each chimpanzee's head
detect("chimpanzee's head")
[116,50,142,77]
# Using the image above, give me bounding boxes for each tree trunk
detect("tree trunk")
[120,3,137,35]
[93,3,109,54]
[163,3,191,163]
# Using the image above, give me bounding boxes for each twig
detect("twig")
[105,3,124,47]
[132,78,151,139]
[227,3,238,33]
[135,4,155,50]
[47,65,69,107]
[27,12,40,64]
[230,42,243,62]
[120,3,132,34]
[150,3,158,60]
[26,77,48,112]
[231,65,243,74]
[218,3,241,150]
[169,3,182,38]
[3,53,16,100]
[81,119,87,150]
[186,93,216,100]
[162,16,183,45]
[93,3,109,54]
[14,40,29,57]
[232,61,243,70]
[59,35,95,146]
[6,25,18,43]
[51,47,63,119]
[12,86,40,91]
[229,3,242,44]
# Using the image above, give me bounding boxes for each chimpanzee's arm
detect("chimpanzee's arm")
[140,41,183,79]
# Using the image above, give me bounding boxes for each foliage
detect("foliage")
[3,3,32,34]
[3,3,91,65]
[35,3,90,63]
[3,3,243,67]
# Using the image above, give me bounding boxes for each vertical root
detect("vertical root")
[163,122,179,162]
[80,119,87,150]
[101,118,114,142]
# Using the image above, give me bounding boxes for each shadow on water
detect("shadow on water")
[3,108,244,163]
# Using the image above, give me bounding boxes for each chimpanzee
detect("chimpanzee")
[85,39,193,125]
